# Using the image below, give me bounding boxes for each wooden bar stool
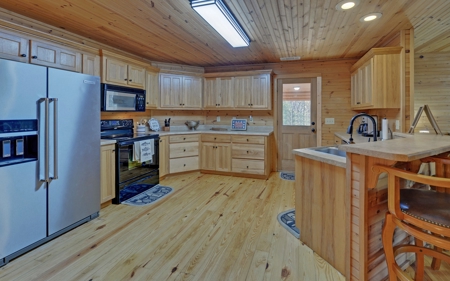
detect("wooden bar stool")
[373,164,450,281]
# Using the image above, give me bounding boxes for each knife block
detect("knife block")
[163,126,170,131]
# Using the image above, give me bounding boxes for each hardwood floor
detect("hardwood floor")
[0,172,344,281]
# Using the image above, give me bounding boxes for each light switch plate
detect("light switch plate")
[395,120,400,130]
[325,118,335,125]
[217,116,220,122]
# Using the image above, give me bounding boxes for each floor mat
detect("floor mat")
[277,209,300,238]
[121,184,173,206]
[280,172,295,181]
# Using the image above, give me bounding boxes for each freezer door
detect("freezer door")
[47,68,100,235]
[0,59,47,119]
[0,59,47,258]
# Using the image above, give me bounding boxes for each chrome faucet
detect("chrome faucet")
[347,113,378,143]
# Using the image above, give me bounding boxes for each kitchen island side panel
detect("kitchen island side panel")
[348,153,414,281]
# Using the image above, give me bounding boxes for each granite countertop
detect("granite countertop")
[100,139,116,145]
[144,125,273,136]
[338,133,450,162]
[292,147,346,168]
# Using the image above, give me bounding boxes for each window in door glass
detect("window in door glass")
[282,83,311,126]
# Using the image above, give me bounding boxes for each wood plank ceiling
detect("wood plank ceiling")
[0,0,449,66]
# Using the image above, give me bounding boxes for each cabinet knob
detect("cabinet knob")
[247,151,249,153]
[357,102,361,104]
[218,104,220,106]
[32,55,37,59]
[183,149,186,152]
[124,79,128,81]
[247,139,249,141]
[129,79,132,82]
[20,54,27,57]
[247,166,249,168]
[112,150,115,152]
[160,140,162,142]
[248,103,250,106]
[183,138,186,140]
[184,164,186,166]
[214,137,216,140]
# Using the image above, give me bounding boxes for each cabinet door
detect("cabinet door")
[127,64,146,89]
[146,71,159,108]
[82,53,100,76]
[215,143,231,172]
[159,136,169,178]
[183,76,202,108]
[103,57,128,86]
[360,60,373,106]
[30,40,82,72]
[100,144,116,204]
[0,29,28,62]
[201,142,216,170]
[203,78,218,109]
[251,74,270,109]
[218,77,234,108]
[160,74,183,108]
[234,76,252,108]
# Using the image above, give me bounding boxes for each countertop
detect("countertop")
[141,125,273,137]
[338,133,450,161]
[292,147,346,168]
[101,139,116,146]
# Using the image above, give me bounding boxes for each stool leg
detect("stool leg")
[415,238,424,281]
[383,213,397,281]
[431,246,442,270]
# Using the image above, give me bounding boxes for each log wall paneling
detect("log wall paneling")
[414,52,450,134]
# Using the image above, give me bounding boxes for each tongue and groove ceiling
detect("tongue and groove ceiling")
[0,0,449,66]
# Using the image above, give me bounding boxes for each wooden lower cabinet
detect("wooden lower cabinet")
[168,134,200,174]
[159,136,169,178]
[201,142,231,172]
[100,144,116,207]
[231,135,269,176]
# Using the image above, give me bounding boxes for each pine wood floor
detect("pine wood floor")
[0,172,344,281]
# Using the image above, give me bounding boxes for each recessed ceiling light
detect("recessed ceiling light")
[294,87,300,91]
[335,0,360,11]
[360,13,382,22]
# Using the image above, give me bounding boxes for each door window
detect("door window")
[282,83,311,126]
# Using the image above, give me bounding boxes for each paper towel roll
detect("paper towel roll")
[381,118,389,140]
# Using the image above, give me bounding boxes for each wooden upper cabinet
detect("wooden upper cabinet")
[203,77,234,109]
[146,67,160,109]
[0,29,28,62]
[101,50,146,89]
[82,53,100,76]
[30,40,82,72]
[205,70,272,110]
[350,47,402,110]
[159,73,202,109]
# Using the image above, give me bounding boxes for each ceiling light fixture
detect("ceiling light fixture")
[294,87,300,91]
[190,0,250,48]
[335,0,360,11]
[360,12,382,22]
[280,56,301,61]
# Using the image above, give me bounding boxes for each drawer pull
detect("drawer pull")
[214,137,216,140]
[247,151,249,153]
[21,54,27,57]
[247,166,249,168]
[183,149,186,152]
[183,138,186,140]
[32,55,38,59]
[247,139,249,141]
[184,164,186,166]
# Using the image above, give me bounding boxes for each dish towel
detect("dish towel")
[133,139,154,163]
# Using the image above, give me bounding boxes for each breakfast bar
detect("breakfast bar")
[294,133,450,281]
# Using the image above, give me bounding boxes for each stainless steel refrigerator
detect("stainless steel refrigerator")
[0,59,100,266]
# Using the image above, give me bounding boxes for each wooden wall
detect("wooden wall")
[414,52,450,134]
[205,59,358,146]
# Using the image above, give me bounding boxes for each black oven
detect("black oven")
[101,119,160,204]
[113,138,159,203]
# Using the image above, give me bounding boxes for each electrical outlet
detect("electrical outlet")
[249,115,253,121]
[395,120,400,130]
[217,116,220,122]
[325,118,335,125]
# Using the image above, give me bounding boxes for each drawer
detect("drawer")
[169,142,199,158]
[232,159,265,175]
[232,144,264,160]
[170,134,200,143]
[201,134,231,143]
[231,135,265,145]
[170,156,199,173]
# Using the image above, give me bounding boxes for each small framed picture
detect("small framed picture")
[231,119,247,131]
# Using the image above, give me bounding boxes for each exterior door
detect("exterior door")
[277,78,318,171]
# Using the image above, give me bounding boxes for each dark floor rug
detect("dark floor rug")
[122,184,173,206]
[119,183,157,202]
[277,209,300,238]
[280,172,295,181]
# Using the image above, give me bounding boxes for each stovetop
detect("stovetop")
[101,119,159,143]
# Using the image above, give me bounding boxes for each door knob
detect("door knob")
[311,128,316,133]
[311,121,316,125]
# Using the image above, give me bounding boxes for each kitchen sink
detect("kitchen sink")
[308,146,346,157]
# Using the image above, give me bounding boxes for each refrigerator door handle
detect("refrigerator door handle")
[50,98,58,180]
[39,97,50,182]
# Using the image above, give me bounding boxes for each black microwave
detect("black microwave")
[101,84,146,112]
